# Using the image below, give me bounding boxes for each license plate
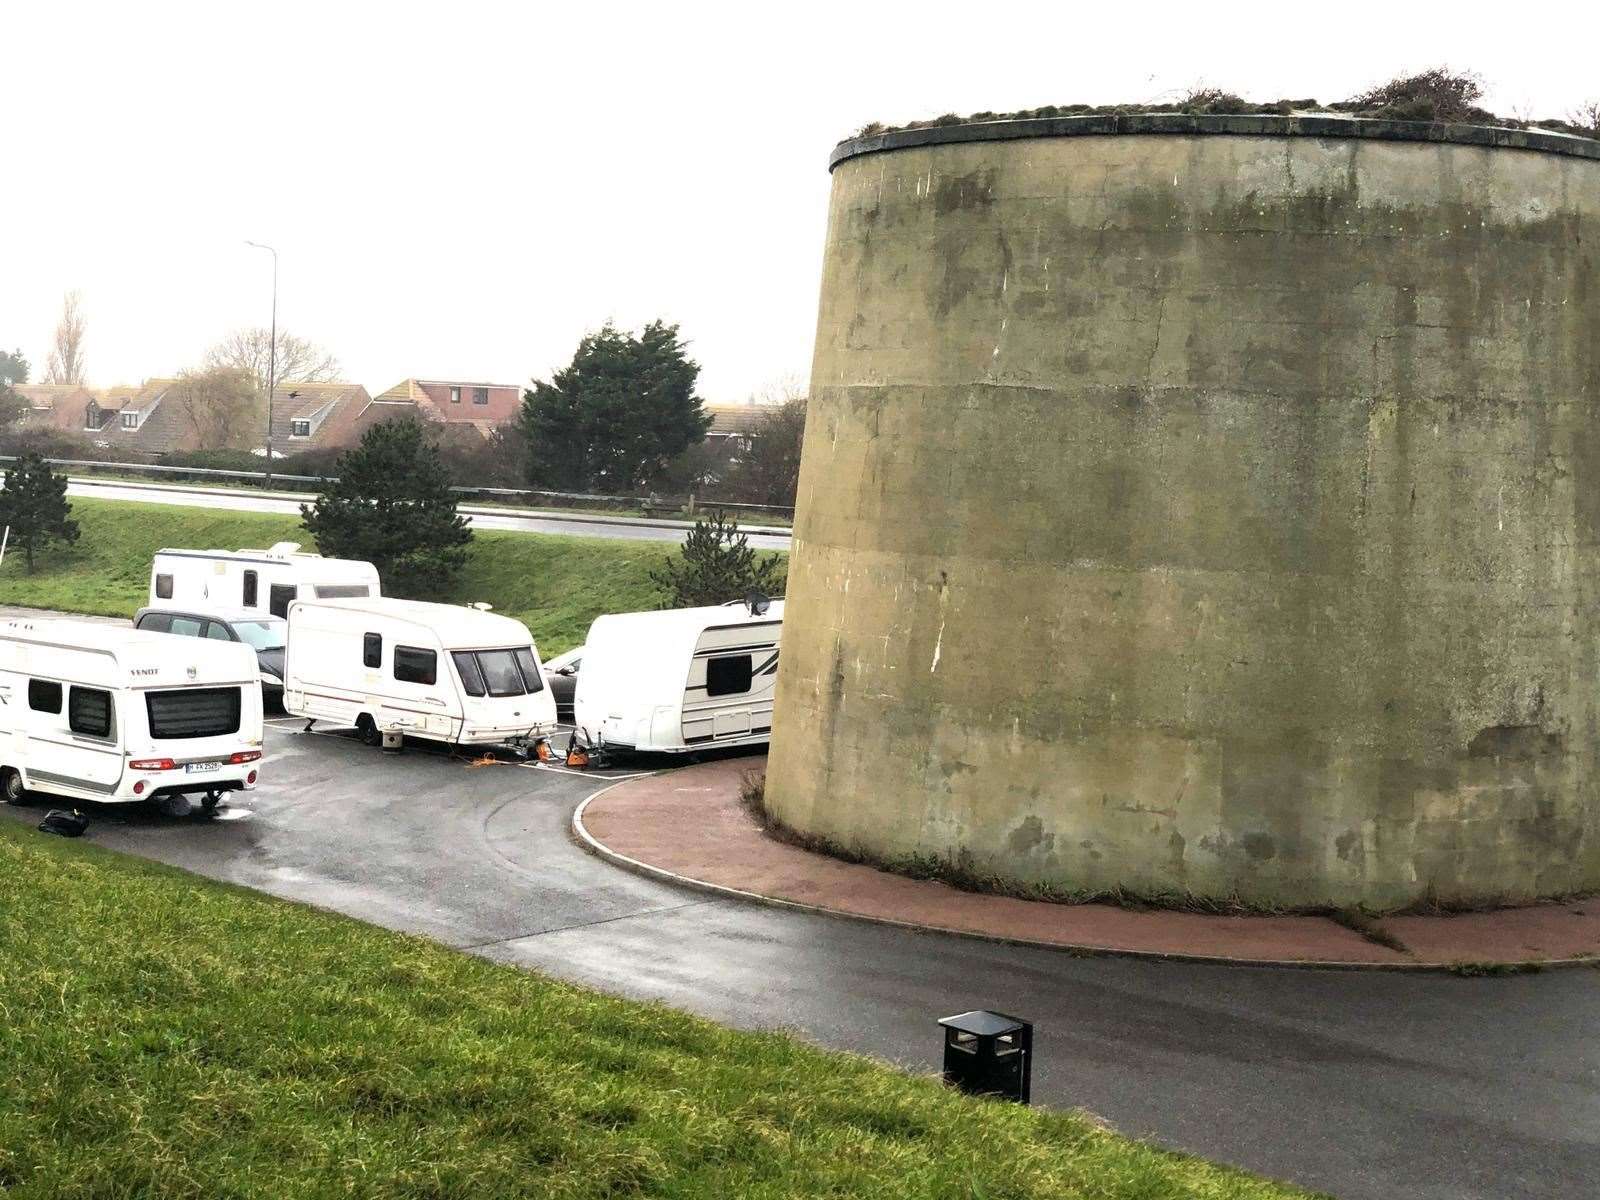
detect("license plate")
[185,761,221,774]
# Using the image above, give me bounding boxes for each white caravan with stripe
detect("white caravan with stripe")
[575,600,782,752]
[0,619,264,808]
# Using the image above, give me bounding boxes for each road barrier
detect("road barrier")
[0,455,795,524]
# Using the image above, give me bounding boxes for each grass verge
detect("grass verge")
[0,497,784,654]
[0,824,1311,1199]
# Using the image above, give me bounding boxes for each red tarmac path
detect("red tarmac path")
[576,755,1600,969]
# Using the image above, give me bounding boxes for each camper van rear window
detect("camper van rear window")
[706,654,754,697]
[155,573,174,600]
[394,646,437,686]
[145,688,242,740]
[68,687,115,739]
[28,679,62,713]
[316,584,371,599]
[243,570,258,608]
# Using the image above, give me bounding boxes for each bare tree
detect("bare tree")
[205,328,341,397]
[1572,100,1600,137]
[169,367,262,451]
[44,291,87,385]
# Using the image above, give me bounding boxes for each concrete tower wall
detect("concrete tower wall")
[767,116,1600,908]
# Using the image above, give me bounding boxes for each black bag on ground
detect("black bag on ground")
[38,809,89,838]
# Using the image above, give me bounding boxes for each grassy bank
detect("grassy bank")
[0,824,1309,1199]
[0,497,780,653]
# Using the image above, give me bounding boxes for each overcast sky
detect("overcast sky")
[4,2,1595,404]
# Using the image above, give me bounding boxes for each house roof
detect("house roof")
[375,378,521,427]
[705,404,773,436]
[270,382,371,449]
[83,379,192,454]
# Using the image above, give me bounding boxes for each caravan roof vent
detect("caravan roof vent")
[469,602,494,612]
[266,542,303,556]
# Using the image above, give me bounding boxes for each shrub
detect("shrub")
[649,511,783,608]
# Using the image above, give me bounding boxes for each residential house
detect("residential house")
[12,384,97,432]
[269,382,372,454]
[374,378,521,437]
[80,379,198,456]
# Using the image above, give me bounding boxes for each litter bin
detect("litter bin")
[938,1010,1032,1104]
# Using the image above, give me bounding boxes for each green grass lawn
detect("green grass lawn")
[0,497,783,654]
[0,825,1311,1199]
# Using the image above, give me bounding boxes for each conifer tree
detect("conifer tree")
[300,418,472,594]
[0,453,79,572]
[651,511,784,607]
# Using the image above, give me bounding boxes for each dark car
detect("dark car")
[133,606,289,701]
[542,646,582,723]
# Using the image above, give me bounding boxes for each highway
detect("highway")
[61,476,794,551]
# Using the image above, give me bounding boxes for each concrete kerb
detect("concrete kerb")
[569,785,1599,975]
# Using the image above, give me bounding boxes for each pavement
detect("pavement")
[576,756,1600,970]
[2,721,1596,1200]
[60,476,794,550]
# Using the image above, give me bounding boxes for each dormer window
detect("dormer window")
[121,411,139,429]
[290,419,311,438]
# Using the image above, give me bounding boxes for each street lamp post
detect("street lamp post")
[244,240,278,487]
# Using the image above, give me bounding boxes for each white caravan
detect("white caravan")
[282,598,557,748]
[575,599,783,752]
[0,619,264,809]
[149,543,380,618]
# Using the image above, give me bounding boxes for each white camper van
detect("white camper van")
[149,543,380,618]
[575,599,782,753]
[0,619,264,808]
[282,598,557,748]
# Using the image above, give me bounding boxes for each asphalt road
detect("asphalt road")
[4,722,1595,1200]
[61,477,794,550]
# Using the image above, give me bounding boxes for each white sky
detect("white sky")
[3,1,1595,404]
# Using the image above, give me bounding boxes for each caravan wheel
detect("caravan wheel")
[356,715,382,748]
[1,768,27,805]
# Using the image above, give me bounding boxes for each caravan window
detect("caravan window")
[452,652,486,697]
[513,648,544,693]
[28,679,62,713]
[269,584,296,618]
[315,584,370,599]
[706,655,754,697]
[363,633,382,668]
[394,646,437,685]
[146,688,241,739]
[243,570,258,607]
[68,687,114,739]
[155,573,174,599]
[476,650,526,697]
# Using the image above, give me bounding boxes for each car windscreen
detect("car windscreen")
[146,687,242,739]
[231,620,286,651]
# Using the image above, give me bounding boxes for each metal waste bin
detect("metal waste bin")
[938,1010,1032,1104]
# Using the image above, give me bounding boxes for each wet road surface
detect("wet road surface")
[4,719,1596,1200]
